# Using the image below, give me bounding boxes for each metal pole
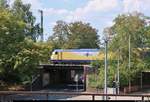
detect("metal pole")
[39,10,43,41]
[117,50,120,94]
[104,40,108,100]
[128,35,131,92]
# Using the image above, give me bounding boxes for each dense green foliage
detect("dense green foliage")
[0,0,8,8]
[48,20,100,49]
[94,12,150,89]
[0,0,51,85]
[12,0,41,41]
[0,8,26,83]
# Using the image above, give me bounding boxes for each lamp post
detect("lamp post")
[103,28,110,100]
[38,10,43,41]
[117,49,120,94]
[128,35,131,92]
[104,39,108,100]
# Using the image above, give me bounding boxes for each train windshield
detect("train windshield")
[52,51,58,55]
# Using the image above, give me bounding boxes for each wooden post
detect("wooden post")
[142,96,144,101]
[84,66,87,91]
[92,95,95,101]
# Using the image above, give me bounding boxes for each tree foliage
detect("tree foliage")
[0,0,8,8]
[98,12,150,88]
[12,0,41,41]
[49,20,69,49]
[0,9,26,83]
[49,20,100,49]
[110,13,145,60]
[0,0,51,85]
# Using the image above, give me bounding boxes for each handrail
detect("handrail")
[0,91,150,96]
[0,91,149,101]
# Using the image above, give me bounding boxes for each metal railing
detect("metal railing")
[0,91,149,101]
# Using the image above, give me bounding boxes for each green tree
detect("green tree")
[11,38,52,84]
[0,0,8,8]
[66,21,100,48]
[103,12,150,87]
[0,9,26,83]
[110,13,145,61]
[49,20,69,49]
[0,8,51,84]
[48,21,100,49]
[0,1,53,87]
[12,0,40,41]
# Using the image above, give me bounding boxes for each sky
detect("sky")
[9,0,150,41]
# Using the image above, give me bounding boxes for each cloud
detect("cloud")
[123,0,150,13]
[65,0,119,21]
[50,22,57,26]
[43,8,69,16]
[22,0,43,10]
[84,0,118,12]
[63,0,69,2]
[41,0,119,38]
[9,0,43,10]
[10,0,119,22]
[106,21,115,27]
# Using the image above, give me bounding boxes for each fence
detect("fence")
[0,91,149,101]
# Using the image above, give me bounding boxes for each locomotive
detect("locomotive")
[50,49,114,64]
